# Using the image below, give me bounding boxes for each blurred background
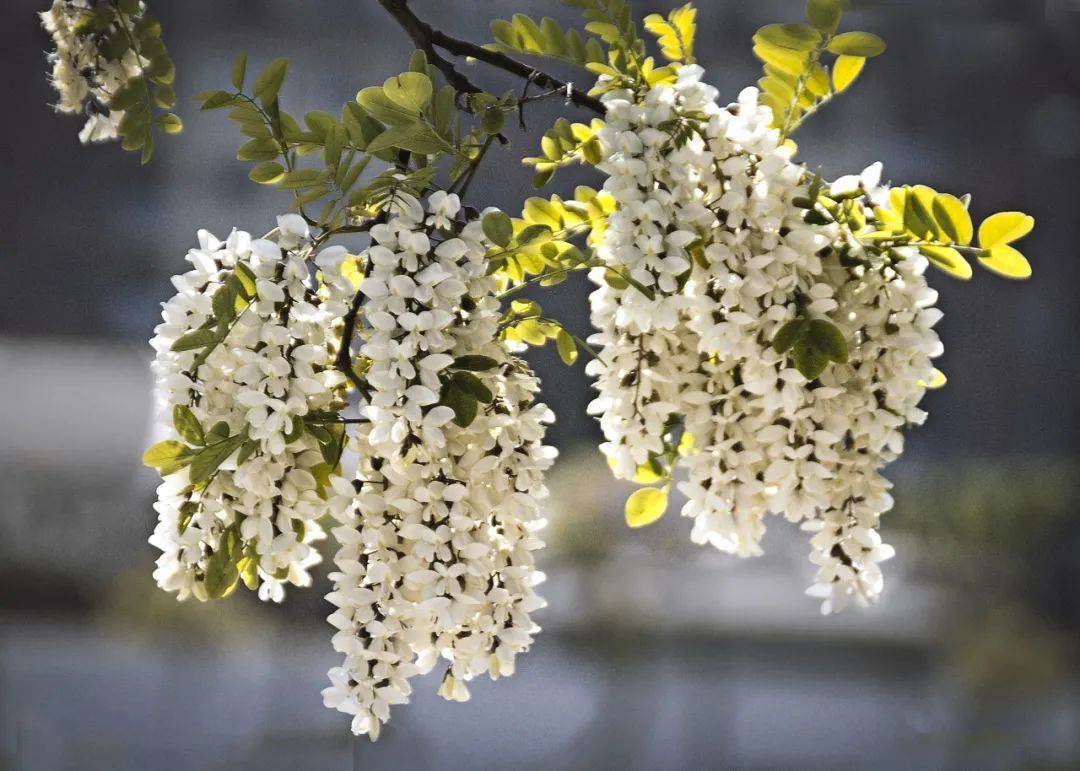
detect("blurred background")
[3,0,1079,768]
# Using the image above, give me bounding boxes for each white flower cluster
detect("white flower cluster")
[149,215,348,603]
[589,65,942,612]
[319,193,556,739]
[39,0,143,143]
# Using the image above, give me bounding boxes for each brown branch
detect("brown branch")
[377,0,605,115]
[337,289,366,394]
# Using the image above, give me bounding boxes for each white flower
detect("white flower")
[148,219,345,603]
[322,200,555,739]
[590,65,941,614]
[40,0,147,144]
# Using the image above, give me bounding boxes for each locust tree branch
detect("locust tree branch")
[376,0,605,115]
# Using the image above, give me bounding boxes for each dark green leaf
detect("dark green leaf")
[808,319,849,363]
[772,318,808,354]
[173,405,205,446]
[482,211,514,248]
[452,355,500,371]
[189,435,245,485]
[452,371,494,403]
[793,337,830,380]
[171,328,220,352]
[805,0,842,34]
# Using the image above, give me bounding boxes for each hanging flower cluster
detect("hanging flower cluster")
[147,215,348,603]
[319,193,556,739]
[40,0,141,142]
[40,0,179,155]
[587,65,944,612]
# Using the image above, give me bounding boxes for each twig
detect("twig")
[337,290,366,393]
[377,0,604,115]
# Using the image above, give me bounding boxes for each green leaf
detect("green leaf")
[452,371,494,403]
[441,387,479,428]
[189,435,245,485]
[203,550,240,600]
[147,55,175,85]
[827,31,886,57]
[231,52,247,91]
[806,0,842,33]
[482,211,514,247]
[276,169,324,190]
[173,405,206,446]
[212,284,237,324]
[237,137,279,161]
[232,266,256,302]
[793,337,831,380]
[143,440,186,470]
[807,319,849,364]
[237,439,258,466]
[134,15,161,38]
[482,106,506,135]
[381,72,433,112]
[109,77,147,112]
[452,355,500,371]
[756,23,822,51]
[366,124,449,155]
[356,87,419,126]
[171,328,220,352]
[199,90,237,111]
[625,487,668,528]
[156,113,183,134]
[516,224,552,245]
[249,161,285,184]
[253,58,288,104]
[772,318,808,354]
[555,328,578,365]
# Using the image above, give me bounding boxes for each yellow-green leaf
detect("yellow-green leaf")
[625,487,669,528]
[827,31,886,58]
[756,23,822,51]
[249,161,285,184]
[356,87,417,126]
[932,194,974,245]
[920,245,973,280]
[555,328,578,365]
[382,72,433,112]
[832,55,864,93]
[644,3,696,63]
[515,319,547,346]
[979,244,1032,279]
[978,212,1035,248]
[143,440,185,469]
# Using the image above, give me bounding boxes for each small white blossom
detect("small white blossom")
[320,194,556,739]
